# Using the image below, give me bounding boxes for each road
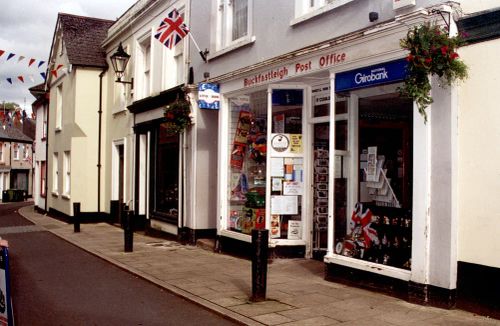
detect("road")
[0,202,238,326]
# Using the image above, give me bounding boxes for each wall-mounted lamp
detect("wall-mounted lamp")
[110,42,134,89]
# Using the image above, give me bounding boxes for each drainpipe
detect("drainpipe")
[98,68,107,214]
[44,92,50,212]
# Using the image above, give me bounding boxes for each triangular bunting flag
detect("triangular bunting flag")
[56,64,63,70]
[38,61,45,68]
[17,76,24,83]
[40,72,47,80]
[7,53,15,61]
[51,69,58,78]
[29,58,36,67]
[6,78,12,84]
[18,56,25,63]
[0,50,4,57]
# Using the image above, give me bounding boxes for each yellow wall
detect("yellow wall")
[458,40,500,268]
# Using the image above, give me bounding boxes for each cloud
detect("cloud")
[0,0,136,110]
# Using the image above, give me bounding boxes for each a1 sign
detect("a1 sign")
[393,0,415,10]
[198,83,220,110]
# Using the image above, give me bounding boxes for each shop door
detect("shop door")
[267,87,307,243]
[311,94,349,260]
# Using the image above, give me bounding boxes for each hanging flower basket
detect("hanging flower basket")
[163,99,193,135]
[399,22,468,122]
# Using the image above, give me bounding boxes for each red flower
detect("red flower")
[425,57,432,64]
[450,52,459,60]
[406,54,414,62]
[441,45,448,55]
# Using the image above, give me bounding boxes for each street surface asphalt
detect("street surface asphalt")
[0,201,237,326]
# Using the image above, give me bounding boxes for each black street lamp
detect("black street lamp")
[110,42,133,89]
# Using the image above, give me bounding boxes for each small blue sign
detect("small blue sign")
[335,59,408,92]
[198,83,220,110]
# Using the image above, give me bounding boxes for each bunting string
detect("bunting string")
[0,48,46,69]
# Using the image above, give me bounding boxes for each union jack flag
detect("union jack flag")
[154,9,190,49]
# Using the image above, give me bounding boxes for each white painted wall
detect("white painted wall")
[457,40,500,269]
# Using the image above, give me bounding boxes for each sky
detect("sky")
[0,0,137,112]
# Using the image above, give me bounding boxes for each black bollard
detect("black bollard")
[251,229,269,302]
[73,202,81,233]
[124,210,134,252]
[110,200,119,224]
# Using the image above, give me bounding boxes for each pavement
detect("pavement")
[18,205,500,326]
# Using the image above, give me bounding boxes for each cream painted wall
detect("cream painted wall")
[458,40,500,268]
[47,60,75,215]
[72,68,105,213]
[460,0,500,14]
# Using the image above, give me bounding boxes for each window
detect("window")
[138,36,151,98]
[24,145,30,160]
[52,152,59,194]
[56,84,63,129]
[0,143,3,162]
[13,144,19,160]
[40,161,46,197]
[216,0,252,51]
[293,0,353,25]
[63,151,70,196]
[42,106,47,139]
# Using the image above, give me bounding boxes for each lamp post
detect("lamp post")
[110,42,133,89]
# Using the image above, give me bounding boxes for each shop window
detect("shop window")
[228,91,267,235]
[227,89,306,240]
[334,94,413,270]
[215,0,252,51]
[151,123,179,222]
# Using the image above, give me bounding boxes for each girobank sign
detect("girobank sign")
[335,59,407,92]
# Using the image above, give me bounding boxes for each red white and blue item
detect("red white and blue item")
[154,9,190,49]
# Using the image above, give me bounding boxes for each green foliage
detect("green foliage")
[399,22,468,122]
[163,99,192,134]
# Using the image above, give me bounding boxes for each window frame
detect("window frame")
[63,151,71,197]
[56,84,63,130]
[13,143,19,160]
[291,0,354,26]
[212,0,254,56]
[52,152,59,195]
[40,160,46,197]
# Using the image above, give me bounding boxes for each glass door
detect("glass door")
[267,87,306,242]
[310,89,349,259]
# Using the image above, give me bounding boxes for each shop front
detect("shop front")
[216,12,453,302]
[128,86,186,235]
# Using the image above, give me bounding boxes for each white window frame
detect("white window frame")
[212,0,254,57]
[13,143,19,160]
[137,34,152,100]
[63,151,71,197]
[291,0,354,26]
[52,152,59,195]
[42,106,48,139]
[24,145,30,160]
[56,84,63,130]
